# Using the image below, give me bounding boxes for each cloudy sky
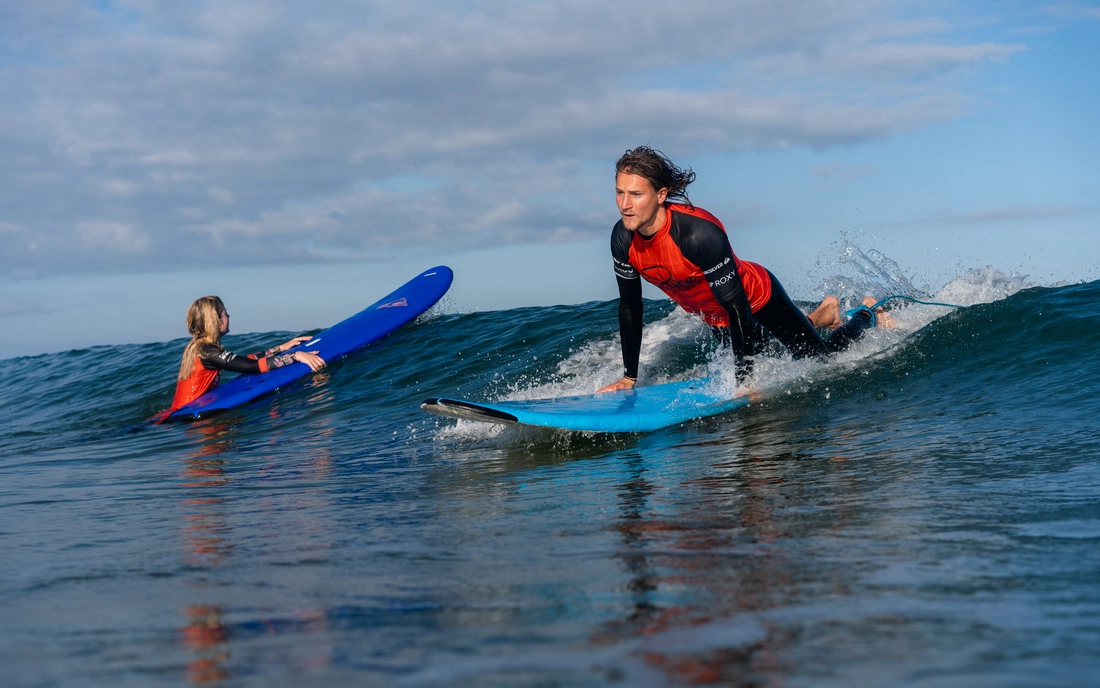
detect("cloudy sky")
[2,0,1098,357]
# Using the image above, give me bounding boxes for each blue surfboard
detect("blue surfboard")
[421,378,748,433]
[165,266,453,421]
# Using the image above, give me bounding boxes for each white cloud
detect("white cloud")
[751,41,1024,81]
[100,178,142,197]
[76,222,151,252]
[0,0,1047,277]
[208,187,235,204]
[1040,3,1100,21]
[948,205,1089,224]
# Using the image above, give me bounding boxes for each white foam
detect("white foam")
[456,307,711,408]
[934,265,1035,306]
[712,264,1038,400]
[431,417,506,442]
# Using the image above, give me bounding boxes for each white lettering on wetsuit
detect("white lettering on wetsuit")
[703,257,730,275]
[709,272,736,288]
[613,256,639,279]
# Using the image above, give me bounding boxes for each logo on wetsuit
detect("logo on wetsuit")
[640,265,701,292]
[703,257,731,275]
[709,272,736,288]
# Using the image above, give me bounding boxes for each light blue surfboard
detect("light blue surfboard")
[421,378,748,433]
[165,266,453,421]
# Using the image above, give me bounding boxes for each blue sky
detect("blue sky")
[2,1,1098,358]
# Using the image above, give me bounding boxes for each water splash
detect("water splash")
[935,265,1034,306]
[710,261,1039,400]
[815,236,926,311]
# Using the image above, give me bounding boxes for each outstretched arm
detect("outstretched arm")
[266,335,314,355]
[598,274,643,393]
[600,223,644,393]
[203,344,326,375]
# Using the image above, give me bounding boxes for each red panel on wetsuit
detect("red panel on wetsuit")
[168,356,220,412]
[672,204,772,312]
[738,261,771,313]
[628,204,772,326]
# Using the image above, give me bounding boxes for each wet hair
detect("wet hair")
[178,295,226,380]
[615,146,696,206]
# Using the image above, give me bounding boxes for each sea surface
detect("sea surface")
[2,258,1099,686]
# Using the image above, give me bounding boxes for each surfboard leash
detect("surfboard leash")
[845,295,963,328]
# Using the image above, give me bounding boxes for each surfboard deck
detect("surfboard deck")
[164,266,453,421]
[421,378,748,433]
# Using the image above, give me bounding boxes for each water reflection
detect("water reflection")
[174,412,339,683]
[178,420,238,682]
[181,604,230,684]
[593,414,863,685]
[608,453,661,634]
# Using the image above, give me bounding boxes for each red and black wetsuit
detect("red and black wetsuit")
[611,203,871,380]
[167,344,296,413]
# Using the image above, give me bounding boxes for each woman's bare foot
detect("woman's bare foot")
[808,295,843,330]
[863,297,897,328]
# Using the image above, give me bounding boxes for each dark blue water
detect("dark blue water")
[2,270,1099,687]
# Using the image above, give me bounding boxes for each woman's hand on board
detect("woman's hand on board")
[293,351,326,372]
[278,335,314,353]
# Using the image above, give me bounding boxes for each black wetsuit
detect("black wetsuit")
[195,344,294,375]
[611,205,872,381]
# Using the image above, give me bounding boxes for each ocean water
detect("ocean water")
[2,265,1099,687]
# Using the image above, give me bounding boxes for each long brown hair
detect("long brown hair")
[177,296,225,380]
[615,146,697,206]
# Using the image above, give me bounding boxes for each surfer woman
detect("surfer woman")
[599,146,890,393]
[165,295,326,413]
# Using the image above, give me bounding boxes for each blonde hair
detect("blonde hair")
[178,295,226,380]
